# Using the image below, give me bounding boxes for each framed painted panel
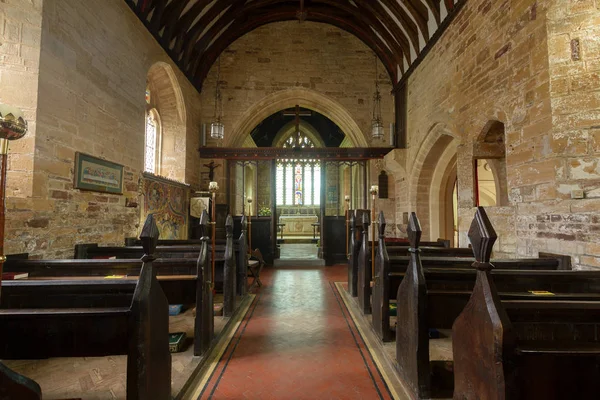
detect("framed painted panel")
[74,152,124,194]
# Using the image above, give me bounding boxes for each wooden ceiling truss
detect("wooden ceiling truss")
[126,0,463,92]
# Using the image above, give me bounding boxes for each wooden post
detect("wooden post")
[247,197,252,253]
[0,139,8,298]
[320,160,326,260]
[395,212,430,398]
[196,210,213,356]
[129,213,171,400]
[345,196,350,259]
[209,181,219,288]
[453,206,516,399]
[369,185,379,276]
[223,215,235,317]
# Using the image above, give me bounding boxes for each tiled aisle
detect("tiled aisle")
[279,243,319,260]
[197,265,392,399]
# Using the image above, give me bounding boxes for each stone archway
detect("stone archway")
[408,123,459,241]
[229,88,367,147]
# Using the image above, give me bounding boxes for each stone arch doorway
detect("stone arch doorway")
[410,123,459,242]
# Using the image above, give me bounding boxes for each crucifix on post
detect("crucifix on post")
[203,161,220,182]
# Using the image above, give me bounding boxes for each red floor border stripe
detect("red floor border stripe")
[198,293,262,399]
[329,281,394,400]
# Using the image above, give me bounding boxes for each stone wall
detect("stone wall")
[534,0,600,268]
[393,0,600,268]
[5,0,203,258]
[1,0,42,199]
[199,21,395,185]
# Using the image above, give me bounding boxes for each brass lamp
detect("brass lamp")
[345,195,351,259]
[0,104,28,299]
[247,197,252,254]
[369,185,379,275]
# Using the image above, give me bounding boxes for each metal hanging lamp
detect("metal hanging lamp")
[371,55,384,140]
[210,51,224,140]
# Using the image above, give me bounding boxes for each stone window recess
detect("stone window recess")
[473,120,508,207]
[145,108,162,174]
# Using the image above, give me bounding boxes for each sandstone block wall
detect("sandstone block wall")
[0,0,42,199]
[4,0,203,258]
[399,0,600,268]
[199,21,394,149]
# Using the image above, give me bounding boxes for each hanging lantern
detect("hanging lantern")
[210,120,224,140]
[211,50,224,140]
[371,55,385,140]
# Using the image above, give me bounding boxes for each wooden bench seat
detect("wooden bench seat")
[450,208,600,400]
[3,211,222,356]
[390,210,594,399]
[0,214,171,400]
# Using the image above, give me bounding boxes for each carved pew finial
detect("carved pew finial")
[199,210,209,240]
[241,214,247,232]
[196,209,212,356]
[238,213,249,296]
[225,214,234,237]
[453,210,514,400]
[131,214,171,399]
[140,214,159,262]
[407,212,422,251]
[396,211,430,398]
[468,206,497,268]
[362,210,371,229]
[223,214,236,317]
[357,211,372,314]
[378,211,386,239]
[348,211,358,297]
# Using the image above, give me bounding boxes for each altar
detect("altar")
[279,214,319,236]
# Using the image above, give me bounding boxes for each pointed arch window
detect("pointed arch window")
[276,132,320,206]
[145,108,161,173]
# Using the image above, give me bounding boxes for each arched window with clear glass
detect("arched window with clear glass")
[144,86,162,174]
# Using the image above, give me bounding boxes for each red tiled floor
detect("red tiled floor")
[199,265,392,399]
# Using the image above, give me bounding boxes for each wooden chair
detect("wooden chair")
[248,248,264,288]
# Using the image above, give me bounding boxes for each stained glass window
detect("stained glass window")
[276,132,321,205]
[145,109,160,173]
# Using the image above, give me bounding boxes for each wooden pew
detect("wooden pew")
[371,212,569,343]
[347,210,454,298]
[72,214,238,317]
[0,214,171,400]
[4,211,215,357]
[355,218,477,313]
[395,209,598,399]
[123,214,251,297]
[453,208,600,399]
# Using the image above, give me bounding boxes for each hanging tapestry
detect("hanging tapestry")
[141,173,190,240]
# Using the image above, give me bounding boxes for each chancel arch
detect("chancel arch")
[229,88,368,148]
